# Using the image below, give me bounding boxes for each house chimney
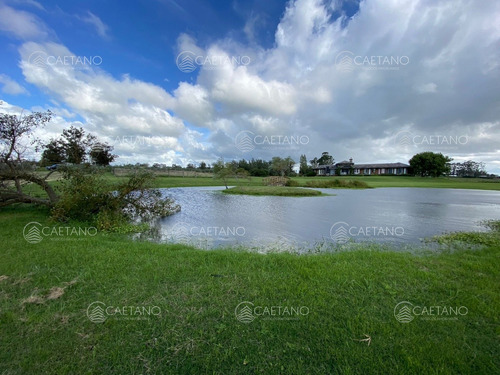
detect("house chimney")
[349,158,353,163]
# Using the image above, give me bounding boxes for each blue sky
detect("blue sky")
[0,0,499,173]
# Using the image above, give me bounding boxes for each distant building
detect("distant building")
[313,158,410,176]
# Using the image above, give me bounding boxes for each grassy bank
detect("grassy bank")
[0,205,499,374]
[304,179,370,189]
[134,174,500,190]
[295,175,500,190]
[137,174,500,191]
[222,186,323,197]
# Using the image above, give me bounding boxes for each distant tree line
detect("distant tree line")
[212,156,297,178]
[100,150,492,180]
[136,152,339,178]
[34,123,490,180]
[41,126,116,167]
[409,152,490,178]
[210,152,336,178]
[449,160,487,177]
[133,150,492,179]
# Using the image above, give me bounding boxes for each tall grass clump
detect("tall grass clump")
[305,179,370,189]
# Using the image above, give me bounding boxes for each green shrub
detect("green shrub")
[305,179,370,189]
[52,168,180,230]
[262,176,288,186]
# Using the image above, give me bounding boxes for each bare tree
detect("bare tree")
[0,110,59,207]
[271,156,295,177]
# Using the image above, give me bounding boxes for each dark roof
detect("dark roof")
[354,163,410,169]
[312,164,335,169]
[313,162,409,170]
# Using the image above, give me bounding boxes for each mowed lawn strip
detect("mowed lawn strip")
[23,170,500,191]
[140,174,500,190]
[222,186,323,196]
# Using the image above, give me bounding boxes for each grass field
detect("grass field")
[2,173,499,373]
[149,174,500,190]
[222,186,324,196]
[28,170,500,191]
[0,205,499,374]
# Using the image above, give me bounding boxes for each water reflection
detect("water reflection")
[136,187,500,252]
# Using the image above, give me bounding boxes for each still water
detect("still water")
[140,187,500,252]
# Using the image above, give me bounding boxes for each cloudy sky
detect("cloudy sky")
[0,0,499,172]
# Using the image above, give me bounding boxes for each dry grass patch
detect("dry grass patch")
[22,294,45,304]
[47,287,65,300]
[21,278,78,304]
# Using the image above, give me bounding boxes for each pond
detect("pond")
[138,187,500,252]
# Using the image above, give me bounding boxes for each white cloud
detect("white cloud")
[2,0,499,172]
[0,74,28,95]
[414,83,437,94]
[0,4,49,39]
[16,42,188,163]
[183,0,499,171]
[205,63,297,116]
[80,11,109,39]
[171,83,213,126]
[10,0,45,11]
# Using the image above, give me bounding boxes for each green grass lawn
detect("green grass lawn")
[146,174,500,191]
[294,175,500,190]
[222,186,324,197]
[20,170,500,191]
[149,175,500,190]
[0,205,499,374]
